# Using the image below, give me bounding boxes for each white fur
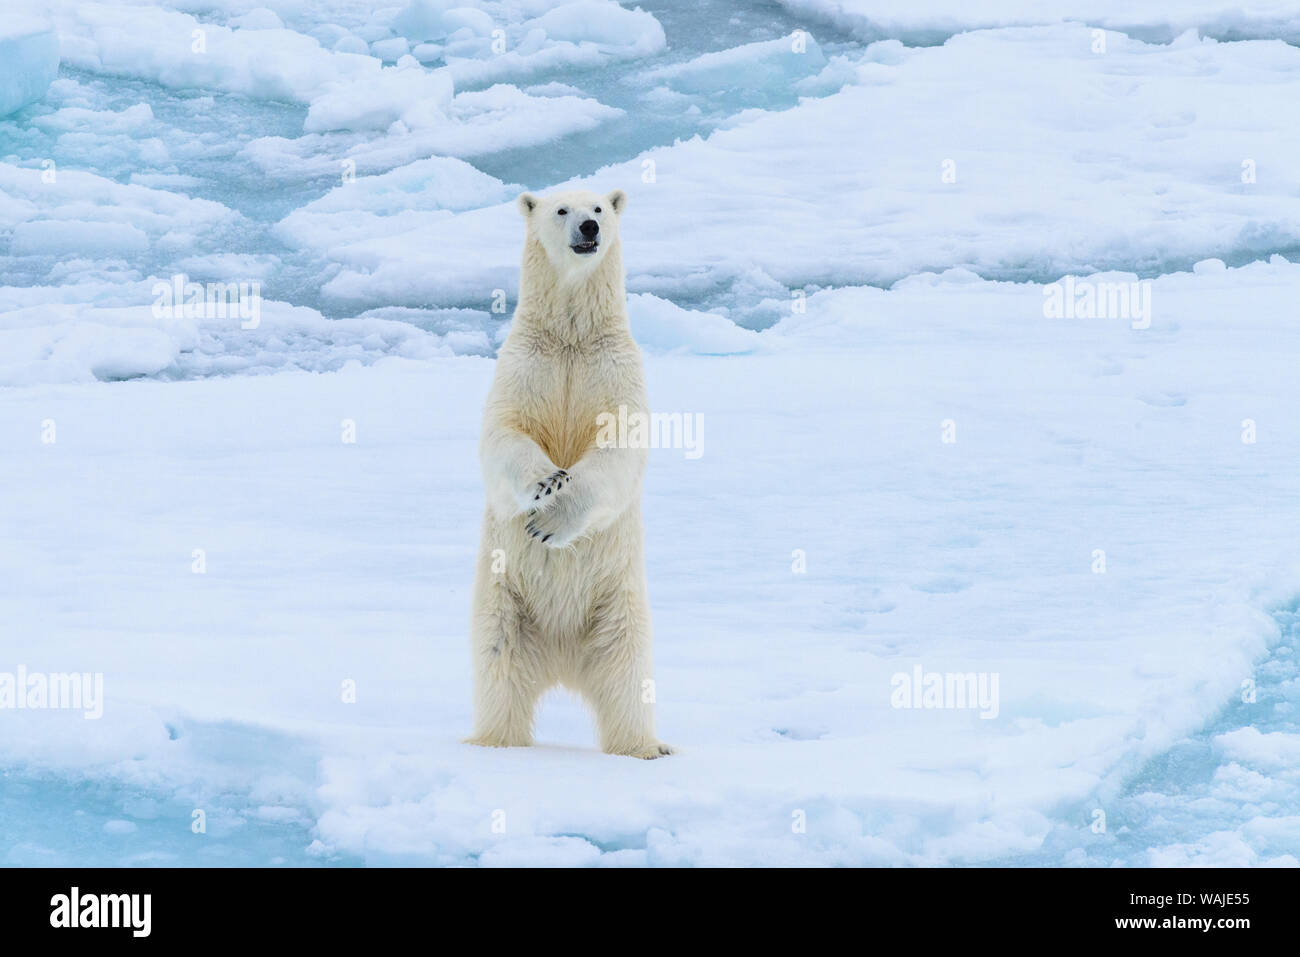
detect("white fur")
[467,188,673,760]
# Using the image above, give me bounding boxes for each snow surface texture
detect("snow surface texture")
[314,26,1300,318]
[1,1,1298,866]
[774,0,1300,45]
[0,17,61,117]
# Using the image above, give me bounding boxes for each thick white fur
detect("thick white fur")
[467,188,673,759]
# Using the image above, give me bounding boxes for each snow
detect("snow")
[775,0,1300,45]
[239,86,623,181]
[302,57,455,134]
[4,260,1299,864]
[636,32,828,94]
[274,155,517,251]
[11,220,150,257]
[314,25,1300,319]
[1215,728,1300,773]
[43,0,643,176]
[52,3,380,104]
[0,161,244,293]
[50,0,666,95]
[0,295,452,387]
[525,1,664,52]
[627,294,766,355]
[0,17,60,117]
[2,0,1298,866]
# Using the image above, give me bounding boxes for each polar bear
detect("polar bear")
[467,188,673,759]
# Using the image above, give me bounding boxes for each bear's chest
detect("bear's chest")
[513,339,634,469]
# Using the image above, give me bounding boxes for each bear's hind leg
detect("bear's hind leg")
[467,581,545,749]
[578,588,673,759]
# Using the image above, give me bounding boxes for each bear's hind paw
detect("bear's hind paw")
[612,741,675,760]
[465,733,532,749]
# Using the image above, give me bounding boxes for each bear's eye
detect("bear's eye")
[594,206,602,213]
[557,208,567,216]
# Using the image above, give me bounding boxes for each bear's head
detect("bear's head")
[517,188,626,283]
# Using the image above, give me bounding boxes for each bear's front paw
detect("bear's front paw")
[529,469,570,505]
[524,492,587,548]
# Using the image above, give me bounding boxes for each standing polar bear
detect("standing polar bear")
[467,187,673,759]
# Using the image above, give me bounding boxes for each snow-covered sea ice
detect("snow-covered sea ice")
[1,0,1297,869]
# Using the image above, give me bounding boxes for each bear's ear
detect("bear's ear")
[517,192,539,217]
[607,189,627,215]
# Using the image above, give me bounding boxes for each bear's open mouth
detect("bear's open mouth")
[570,240,598,254]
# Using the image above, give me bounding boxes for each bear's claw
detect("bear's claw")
[531,469,570,502]
[524,486,586,547]
[524,514,562,544]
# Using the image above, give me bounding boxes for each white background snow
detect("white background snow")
[1,0,1298,866]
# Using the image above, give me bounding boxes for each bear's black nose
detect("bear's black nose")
[579,219,599,238]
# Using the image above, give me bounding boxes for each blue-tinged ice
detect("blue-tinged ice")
[0,17,59,116]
